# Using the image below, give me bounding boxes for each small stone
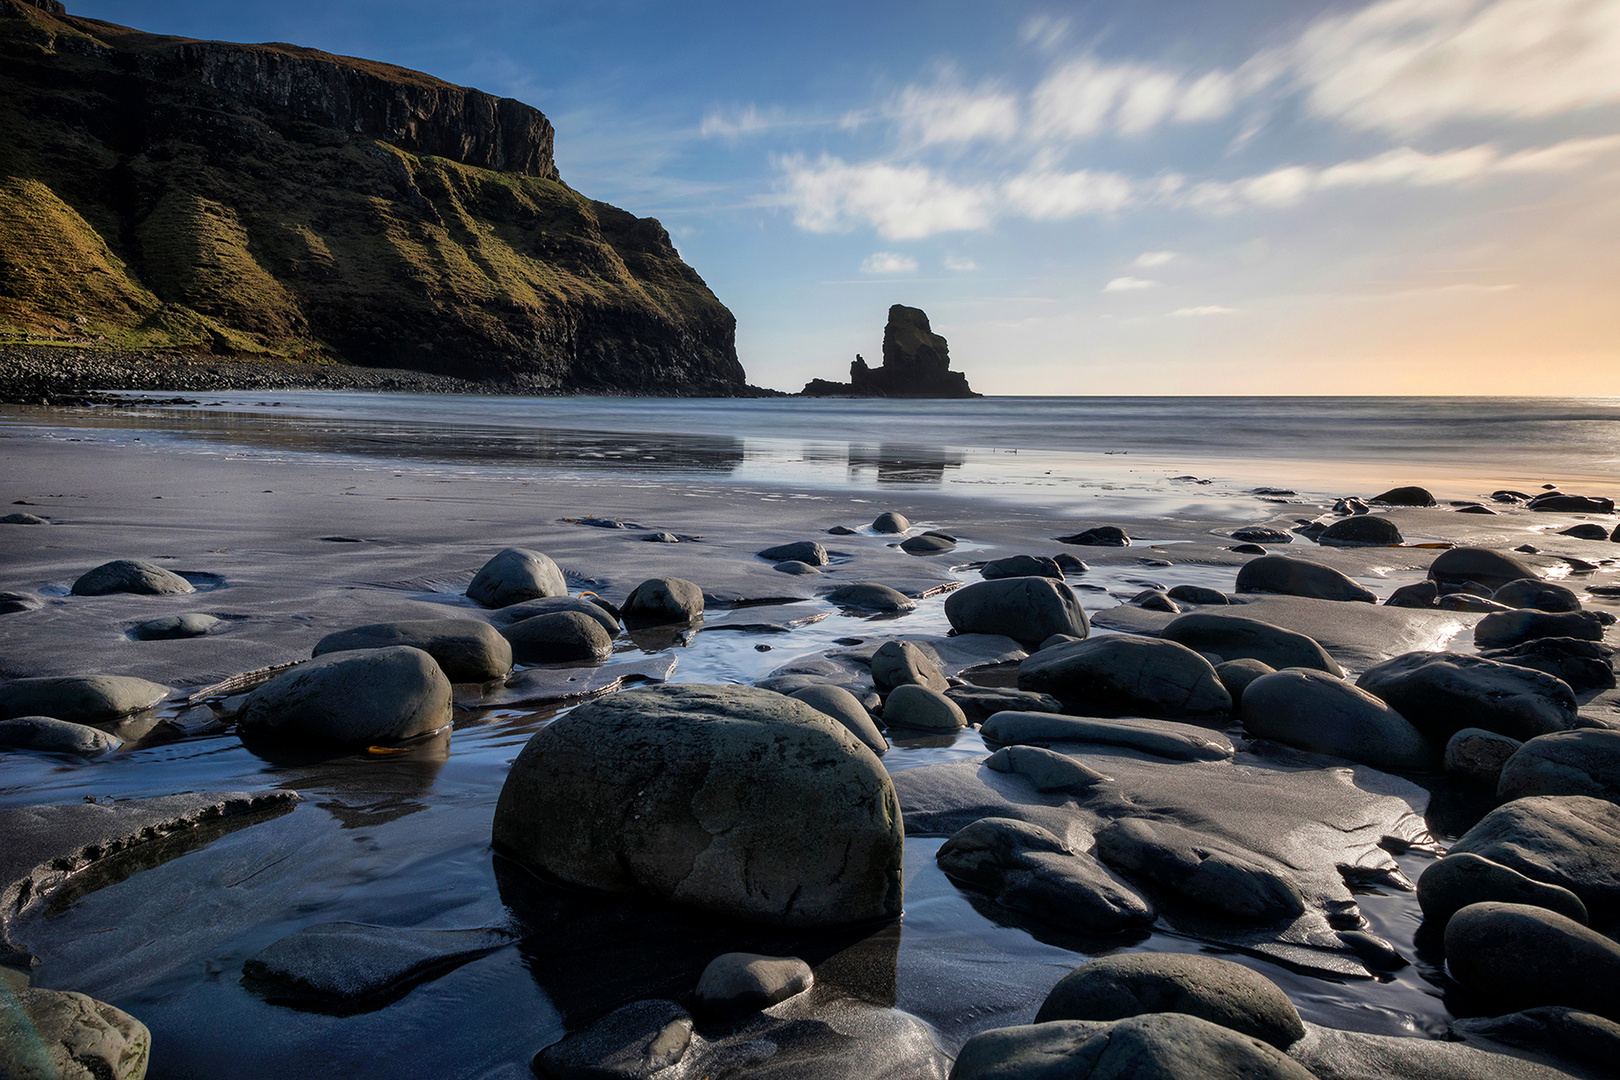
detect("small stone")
[1443,727,1522,786]
[489,596,620,636]
[693,953,812,1020]
[870,640,948,693]
[0,715,121,757]
[1215,659,1274,706]
[1475,609,1606,649]
[1529,493,1614,513]
[1231,527,1293,544]
[466,548,566,608]
[945,686,1061,723]
[129,613,219,641]
[1560,523,1610,540]
[757,541,828,566]
[1385,581,1440,608]
[1235,555,1376,603]
[773,560,821,575]
[1371,485,1436,506]
[1429,547,1538,591]
[1052,553,1090,573]
[1317,515,1403,546]
[315,619,513,681]
[985,745,1110,793]
[533,999,693,1079]
[1229,543,1268,555]
[71,559,193,596]
[1493,579,1582,612]
[1056,525,1130,547]
[824,583,915,612]
[980,554,1062,580]
[789,684,886,754]
[900,533,955,554]
[1131,589,1180,613]
[0,512,48,525]
[826,525,858,536]
[871,512,910,533]
[1166,584,1228,605]
[1438,594,1510,612]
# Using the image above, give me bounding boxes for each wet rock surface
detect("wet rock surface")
[70,558,194,596]
[240,646,452,744]
[1018,635,1231,721]
[313,619,513,682]
[0,986,151,1080]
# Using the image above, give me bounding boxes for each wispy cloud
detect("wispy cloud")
[779,154,994,239]
[1104,276,1157,292]
[944,254,979,272]
[1002,169,1135,218]
[861,251,919,274]
[887,80,1020,147]
[1021,14,1071,51]
[1172,305,1236,316]
[700,105,784,138]
[1134,250,1178,268]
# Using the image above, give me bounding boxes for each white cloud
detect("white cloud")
[945,255,979,272]
[861,252,919,274]
[889,82,1020,146]
[700,105,782,138]
[1031,59,1240,139]
[778,154,995,239]
[1021,14,1071,50]
[1133,250,1178,268]
[1172,305,1237,316]
[1104,276,1157,292]
[1002,169,1135,219]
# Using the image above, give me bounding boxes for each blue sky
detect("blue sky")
[73,1,1620,394]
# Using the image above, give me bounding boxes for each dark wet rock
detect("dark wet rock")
[827,525,858,536]
[534,998,693,1079]
[1034,953,1305,1050]
[0,592,40,615]
[882,684,967,732]
[1447,796,1620,920]
[0,512,48,524]
[1443,728,1522,785]
[1242,669,1431,770]
[622,577,704,628]
[981,711,1234,761]
[981,555,1063,581]
[693,953,812,1021]
[1429,547,1539,591]
[129,612,219,640]
[1475,609,1607,649]
[314,619,513,682]
[243,922,515,1007]
[824,582,916,612]
[953,1014,1316,1080]
[0,987,150,1080]
[1096,817,1307,922]
[1560,523,1610,540]
[1493,579,1582,612]
[1215,659,1274,706]
[240,646,451,744]
[1333,497,1371,515]
[1039,633,1082,651]
[1131,589,1179,613]
[70,558,193,597]
[1230,543,1269,555]
[1528,493,1614,513]
[1446,902,1620,1020]
[871,640,949,693]
[1483,638,1616,692]
[1456,504,1498,515]
[1161,612,1343,676]
[872,511,911,533]
[900,532,956,554]
[488,595,620,635]
[985,745,1111,793]
[1167,584,1228,605]
[0,675,169,723]
[1018,636,1231,722]
[1495,490,1534,502]
[503,611,614,665]
[0,716,121,757]
[1357,652,1577,744]
[1317,515,1403,547]
[1417,853,1588,930]
[1293,521,1328,541]
[1371,485,1436,506]
[1438,593,1510,612]
[642,531,680,543]
[1498,729,1620,803]
[757,541,828,566]
[1297,1020,1602,1080]
[1232,527,1294,544]
[1450,1008,1620,1074]
[789,684,886,755]
[944,577,1088,647]
[491,684,902,927]
[773,560,820,575]
[1056,526,1130,547]
[1235,555,1376,603]
[1053,553,1090,573]
[947,686,1061,724]
[1335,929,1407,971]
[466,547,567,608]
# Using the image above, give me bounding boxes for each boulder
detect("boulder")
[1334,497,1371,515]
[1475,609,1607,649]
[693,953,813,1020]
[1528,493,1613,513]
[488,596,620,635]
[984,745,1111,794]
[1446,796,1620,921]
[1498,729,1620,802]
[1429,547,1538,591]
[871,511,910,533]
[1161,612,1343,676]
[980,555,1062,581]
[0,512,47,524]
[1215,659,1274,706]
[901,533,955,554]
[1056,526,1130,547]
[1385,581,1440,608]
[0,987,150,1080]
[1482,637,1615,693]
[0,716,121,757]
[1235,556,1376,603]
[951,1014,1316,1080]
[533,999,692,1080]
[1053,553,1090,573]
[1416,853,1588,930]
[1018,636,1231,722]
[1356,652,1577,744]
[774,560,820,575]
[1445,902,1620,1020]
[789,684,886,754]
[1560,523,1610,540]
[824,582,915,612]
[1033,953,1305,1049]
[0,592,40,615]
[757,541,828,566]
[1232,527,1293,544]
[946,686,1062,724]
[465,547,566,608]
[1370,485,1436,506]
[621,577,704,628]
[240,646,451,744]
[1317,515,1403,546]
[881,684,966,732]
[491,684,903,927]
[0,675,168,723]
[945,578,1088,646]
[1443,728,1522,786]
[1132,590,1180,613]
[1241,668,1431,770]
[870,640,949,693]
[1167,584,1228,605]
[242,922,515,1005]
[313,619,513,682]
[502,611,614,664]
[129,613,219,640]
[1450,1008,1620,1074]
[1095,818,1306,922]
[980,712,1234,762]
[70,558,193,596]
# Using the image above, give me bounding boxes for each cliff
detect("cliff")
[801,305,977,398]
[0,0,747,393]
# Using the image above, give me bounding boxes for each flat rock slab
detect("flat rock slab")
[1291,1021,1611,1080]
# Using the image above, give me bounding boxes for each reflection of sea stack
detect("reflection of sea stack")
[801,305,979,398]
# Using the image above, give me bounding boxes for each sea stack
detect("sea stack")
[802,305,978,398]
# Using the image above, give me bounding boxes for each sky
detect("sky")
[72,0,1620,395]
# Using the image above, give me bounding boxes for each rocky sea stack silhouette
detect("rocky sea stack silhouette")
[801,305,979,398]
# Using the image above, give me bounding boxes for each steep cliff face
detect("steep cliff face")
[0,0,746,393]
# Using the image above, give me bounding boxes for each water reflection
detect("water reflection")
[237,728,449,828]
[848,444,964,484]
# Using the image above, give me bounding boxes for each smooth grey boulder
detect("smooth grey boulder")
[1241,669,1431,771]
[944,577,1088,647]
[1161,613,1343,677]
[1498,729,1620,802]
[491,684,903,927]
[985,745,1111,794]
[824,582,915,612]
[465,547,566,608]
[243,922,515,1004]
[1317,515,1402,546]
[0,512,47,524]
[1386,581,1440,608]
[1053,553,1090,573]
[1215,659,1274,707]
[757,540,828,566]
[0,716,121,757]
[0,675,168,723]
[70,558,193,596]
[1018,636,1231,722]
[1447,796,1620,921]
[314,619,513,682]
[882,684,967,732]
[1033,953,1305,1050]
[1417,853,1588,930]
[1529,493,1614,513]
[871,511,911,533]
[901,533,956,554]
[1481,637,1616,693]
[1232,527,1293,544]
[0,987,150,1080]
[1444,728,1522,785]
[1476,609,1607,649]
[503,611,614,665]
[240,646,451,744]
[1357,652,1577,744]
[1235,555,1376,603]
[951,1014,1316,1080]
[534,999,693,1080]
[870,640,949,693]
[774,560,820,575]
[621,577,704,628]
[981,711,1234,762]
[693,953,813,1020]
[129,612,218,640]
[1445,902,1620,1020]
[1095,817,1307,922]
[0,592,40,615]
[1450,1007,1620,1074]
[790,684,887,755]
[488,595,620,635]
[1167,584,1229,605]
[1057,526,1131,547]
[1429,547,1538,591]
[1494,579,1582,613]
[981,555,1063,581]
[1371,485,1436,506]
[947,686,1062,724]
[1131,590,1180,613]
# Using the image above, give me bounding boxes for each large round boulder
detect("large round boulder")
[881,684,966,732]
[1493,578,1582,613]
[1371,485,1436,506]
[1498,729,1620,803]
[240,646,451,745]
[1416,852,1588,931]
[71,558,193,596]
[488,595,620,635]
[1241,668,1431,770]
[944,577,1088,647]
[466,548,567,608]
[951,1014,1316,1080]
[871,511,910,534]
[1018,636,1231,722]
[313,619,513,682]
[1428,547,1538,591]
[1356,651,1577,745]
[1446,796,1620,921]
[1234,555,1376,603]
[1445,902,1620,1020]
[491,684,903,928]
[980,555,1062,581]
[1160,613,1342,676]
[0,675,169,723]
[1474,609,1607,649]
[621,577,704,628]
[1317,515,1403,547]
[502,611,614,664]
[0,715,122,757]
[824,583,915,612]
